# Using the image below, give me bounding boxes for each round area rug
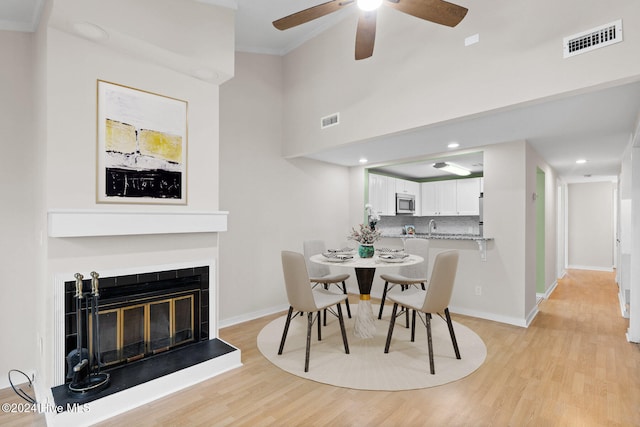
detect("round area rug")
[257,304,487,391]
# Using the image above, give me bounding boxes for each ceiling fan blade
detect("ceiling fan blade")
[273,0,355,30]
[385,0,468,27]
[355,10,377,60]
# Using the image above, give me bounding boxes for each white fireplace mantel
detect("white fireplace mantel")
[47,209,228,237]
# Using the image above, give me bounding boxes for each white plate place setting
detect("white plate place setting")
[322,252,355,262]
[377,253,410,263]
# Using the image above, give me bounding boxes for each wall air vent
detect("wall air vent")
[563,19,623,58]
[320,113,340,129]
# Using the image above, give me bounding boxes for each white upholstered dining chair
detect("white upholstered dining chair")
[378,238,430,319]
[279,251,350,372]
[383,250,460,374]
[303,240,352,320]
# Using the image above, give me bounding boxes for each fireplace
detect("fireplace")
[50,262,240,419]
[63,266,209,374]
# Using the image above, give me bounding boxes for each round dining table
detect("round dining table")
[309,253,423,339]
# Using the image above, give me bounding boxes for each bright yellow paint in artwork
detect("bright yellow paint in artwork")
[139,129,183,164]
[105,119,137,153]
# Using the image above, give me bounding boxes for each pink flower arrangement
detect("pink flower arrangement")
[348,223,381,245]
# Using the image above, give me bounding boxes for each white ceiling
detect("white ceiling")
[0,0,43,32]
[3,0,640,182]
[235,0,357,55]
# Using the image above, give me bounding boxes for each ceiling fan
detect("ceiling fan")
[272,0,468,60]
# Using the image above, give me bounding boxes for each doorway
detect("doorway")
[536,168,546,293]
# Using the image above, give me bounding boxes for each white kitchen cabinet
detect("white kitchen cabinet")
[421,181,438,216]
[421,180,456,216]
[395,178,420,195]
[437,180,457,215]
[421,178,480,216]
[456,177,482,215]
[368,173,395,216]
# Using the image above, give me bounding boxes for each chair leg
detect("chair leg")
[378,281,389,319]
[384,303,399,353]
[405,305,410,328]
[305,312,313,372]
[411,310,416,342]
[425,313,435,374]
[318,310,322,340]
[336,303,350,354]
[341,281,352,318]
[278,306,294,355]
[445,308,461,359]
[421,282,426,290]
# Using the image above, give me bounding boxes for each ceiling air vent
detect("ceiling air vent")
[563,19,623,58]
[321,113,340,129]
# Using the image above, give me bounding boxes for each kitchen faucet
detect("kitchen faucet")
[428,219,437,236]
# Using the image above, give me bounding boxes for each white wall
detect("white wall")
[348,140,556,326]
[0,31,38,389]
[629,142,640,342]
[619,143,633,316]
[281,0,640,158]
[567,182,615,270]
[621,124,640,342]
[34,5,232,391]
[477,141,528,323]
[219,52,352,325]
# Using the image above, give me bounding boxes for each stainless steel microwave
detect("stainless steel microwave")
[396,193,415,214]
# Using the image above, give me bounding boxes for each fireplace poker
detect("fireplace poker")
[90,271,102,374]
[68,273,90,390]
[67,272,110,396]
[75,273,84,360]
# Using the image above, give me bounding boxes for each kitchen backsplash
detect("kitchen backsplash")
[376,215,480,236]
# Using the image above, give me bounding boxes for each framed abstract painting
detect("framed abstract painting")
[96,80,188,204]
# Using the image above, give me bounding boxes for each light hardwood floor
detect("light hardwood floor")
[2,270,639,426]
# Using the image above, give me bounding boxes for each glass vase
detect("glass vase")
[358,244,375,258]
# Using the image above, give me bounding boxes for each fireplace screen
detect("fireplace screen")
[63,266,208,379]
[92,294,194,366]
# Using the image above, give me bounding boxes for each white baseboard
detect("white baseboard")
[524,305,539,327]
[567,265,614,272]
[619,292,630,318]
[449,306,529,328]
[536,279,559,301]
[219,304,289,328]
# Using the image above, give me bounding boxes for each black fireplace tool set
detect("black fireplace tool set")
[66,271,110,396]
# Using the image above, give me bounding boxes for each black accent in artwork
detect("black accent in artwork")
[105,167,181,199]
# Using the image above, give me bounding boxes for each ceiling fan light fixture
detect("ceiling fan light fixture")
[433,162,471,176]
[357,0,383,12]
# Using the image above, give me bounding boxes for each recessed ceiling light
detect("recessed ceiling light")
[357,0,382,11]
[576,159,587,164]
[359,158,368,164]
[448,142,460,149]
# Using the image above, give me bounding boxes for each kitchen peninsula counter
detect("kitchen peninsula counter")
[377,233,493,262]
[380,233,493,242]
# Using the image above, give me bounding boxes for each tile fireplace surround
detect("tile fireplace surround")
[39,210,241,426]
